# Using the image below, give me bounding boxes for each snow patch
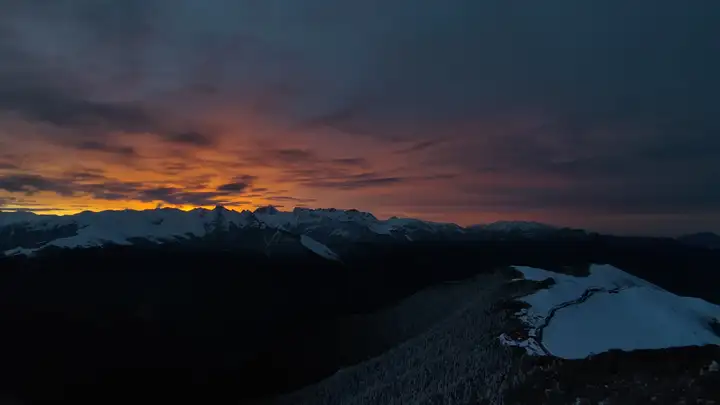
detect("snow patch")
[3,247,36,257]
[502,264,720,359]
[0,208,262,253]
[368,222,393,235]
[300,235,340,261]
[0,211,42,226]
[330,229,351,238]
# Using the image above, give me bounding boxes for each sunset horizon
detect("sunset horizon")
[1,3,720,402]
[2,0,719,236]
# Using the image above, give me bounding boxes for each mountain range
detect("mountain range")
[0,206,569,258]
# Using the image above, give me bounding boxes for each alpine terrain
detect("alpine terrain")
[0,207,718,404]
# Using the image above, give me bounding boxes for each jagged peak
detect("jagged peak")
[292,207,377,220]
[254,205,280,215]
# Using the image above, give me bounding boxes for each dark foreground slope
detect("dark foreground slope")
[0,236,718,404]
[506,345,720,404]
[0,243,506,404]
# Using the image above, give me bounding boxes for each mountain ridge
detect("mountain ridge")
[0,206,576,258]
[0,205,556,230]
[678,232,720,250]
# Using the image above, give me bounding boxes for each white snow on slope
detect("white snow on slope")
[2,208,259,255]
[3,247,35,256]
[369,216,464,236]
[254,206,294,229]
[44,209,216,248]
[0,211,43,226]
[300,235,340,261]
[0,207,360,259]
[544,286,720,358]
[255,207,384,234]
[501,264,720,359]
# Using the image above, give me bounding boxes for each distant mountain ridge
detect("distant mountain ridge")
[678,232,720,250]
[0,206,580,258]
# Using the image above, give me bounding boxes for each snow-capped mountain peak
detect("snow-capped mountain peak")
[0,207,264,255]
[500,264,720,359]
[0,207,583,258]
[254,205,280,215]
[291,207,378,222]
[0,211,41,226]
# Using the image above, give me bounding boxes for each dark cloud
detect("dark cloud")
[296,100,382,136]
[0,170,255,207]
[241,147,407,189]
[0,174,74,196]
[0,162,18,170]
[0,47,155,133]
[80,181,147,201]
[216,174,256,193]
[0,196,73,212]
[246,144,456,190]
[270,149,316,164]
[306,176,403,190]
[2,0,720,231]
[0,207,68,213]
[394,139,446,154]
[137,188,232,206]
[296,171,453,191]
[73,141,137,157]
[283,163,455,190]
[330,157,368,166]
[242,148,344,170]
[216,182,250,193]
[0,86,155,132]
[265,196,317,203]
[219,200,251,207]
[84,177,256,205]
[183,174,216,190]
[164,132,214,147]
[63,168,107,181]
[452,180,720,217]
[0,196,59,209]
[156,162,195,176]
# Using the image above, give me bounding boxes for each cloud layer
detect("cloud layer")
[1,0,719,234]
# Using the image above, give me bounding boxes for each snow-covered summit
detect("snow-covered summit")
[249,206,456,239]
[0,207,261,253]
[254,205,280,215]
[0,206,579,257]
[292,207,378,222]
[0,211,44,226]
[500,264,720,359]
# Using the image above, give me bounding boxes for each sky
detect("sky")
[0,0,719,235]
